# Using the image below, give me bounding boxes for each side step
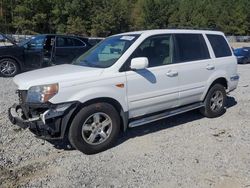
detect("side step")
[128,102,204,128]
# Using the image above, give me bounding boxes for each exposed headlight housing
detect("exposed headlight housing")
[27,83,59,103]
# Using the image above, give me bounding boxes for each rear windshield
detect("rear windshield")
[207,34,232,58]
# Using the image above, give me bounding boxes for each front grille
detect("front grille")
[17,90,27,104]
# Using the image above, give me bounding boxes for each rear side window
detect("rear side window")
[56,37,74,47]
[73,38,86,47]
[207,34,232,58]
[174,34,210,63]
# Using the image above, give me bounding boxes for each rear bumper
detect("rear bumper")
[8,102,79,140]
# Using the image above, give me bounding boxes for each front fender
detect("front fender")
[50,85,128,112]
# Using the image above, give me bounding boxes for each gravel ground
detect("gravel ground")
[230,42,250,48]
[0,65,250,188]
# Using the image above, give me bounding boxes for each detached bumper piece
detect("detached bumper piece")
[8,102,79,140]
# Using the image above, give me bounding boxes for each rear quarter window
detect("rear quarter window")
[73,38,86,47]
[207,34,232,58]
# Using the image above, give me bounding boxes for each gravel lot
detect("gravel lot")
[0,64,250,188]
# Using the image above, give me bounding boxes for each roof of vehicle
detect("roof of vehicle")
[114,29,224,36]
[37,34,89,40]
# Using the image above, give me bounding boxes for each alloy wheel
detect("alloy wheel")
[0,60,17,76]
[210,90,224,112]
[81,112,112,145]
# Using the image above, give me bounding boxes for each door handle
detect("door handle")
[166,70,178,77]
[206,64,215,70]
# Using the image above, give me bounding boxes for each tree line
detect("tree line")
[0,0,250,37]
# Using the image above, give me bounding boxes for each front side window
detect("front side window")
[131,35,174,67]
[73,35,139,68]
[207,34,232,58]
[174,34,210,63]
[27,35,45,49]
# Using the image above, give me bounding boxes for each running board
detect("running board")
[128,102,204,128]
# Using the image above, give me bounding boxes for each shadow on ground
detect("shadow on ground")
[48,96,237,151]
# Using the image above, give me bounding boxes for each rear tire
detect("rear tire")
[200,84,226,118]
[68,102,120,154]
[0,58,20,77]
[243,58,249,64]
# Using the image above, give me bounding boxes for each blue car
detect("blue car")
[233,47,250,64]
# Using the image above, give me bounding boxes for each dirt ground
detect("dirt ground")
[0,64,250,188]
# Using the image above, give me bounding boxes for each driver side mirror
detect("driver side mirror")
[130,57,149,70]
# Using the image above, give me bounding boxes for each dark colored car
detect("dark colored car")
[0,34,93,77]
[233,47,250,64]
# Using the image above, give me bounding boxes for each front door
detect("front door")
[24,35,46,69]
[125,35,179,118]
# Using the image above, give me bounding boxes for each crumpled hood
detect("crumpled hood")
[13,64,103,90]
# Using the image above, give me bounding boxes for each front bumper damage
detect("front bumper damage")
[8,102,79,140]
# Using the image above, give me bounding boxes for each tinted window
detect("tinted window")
[28,35,45,49]
[56,37,74,47]
[207,34,232,58]
[174,34,210,63]
[131,35,173,67]
[73,38,86,47]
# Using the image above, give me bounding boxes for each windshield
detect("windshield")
[73,34,140,68]
[0,34,15,47]
[18,38,32,46]
[234,48,249,56]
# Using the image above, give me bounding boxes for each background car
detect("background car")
[0,34,93,77]
[233,47,250,64]
[88,37,104,46]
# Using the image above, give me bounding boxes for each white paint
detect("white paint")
[13,29,239,119]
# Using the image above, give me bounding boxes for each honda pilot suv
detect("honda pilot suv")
[8,29,239,154]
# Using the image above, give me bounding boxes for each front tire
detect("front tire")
[68,103,120,154]
[0,58,19,77]
[200,84,226,118]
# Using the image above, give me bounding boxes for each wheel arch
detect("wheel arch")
[63,97,128,138]
[210,77,228,89]
[0,55,23,71]
[202,77,228,101]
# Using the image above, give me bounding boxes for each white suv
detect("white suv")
[9,29,239,154]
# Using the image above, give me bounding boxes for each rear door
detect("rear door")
[54,36,85,64]
[173,33,213,106]
[126,34,179,118]
[73,38,90,58]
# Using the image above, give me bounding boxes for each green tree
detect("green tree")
[12,0,53,34]
[0,0,249,36]
[90,0,131,37]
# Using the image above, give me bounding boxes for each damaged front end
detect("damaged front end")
[8,90,79,140]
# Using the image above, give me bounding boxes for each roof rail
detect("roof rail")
[166,26,221,31]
